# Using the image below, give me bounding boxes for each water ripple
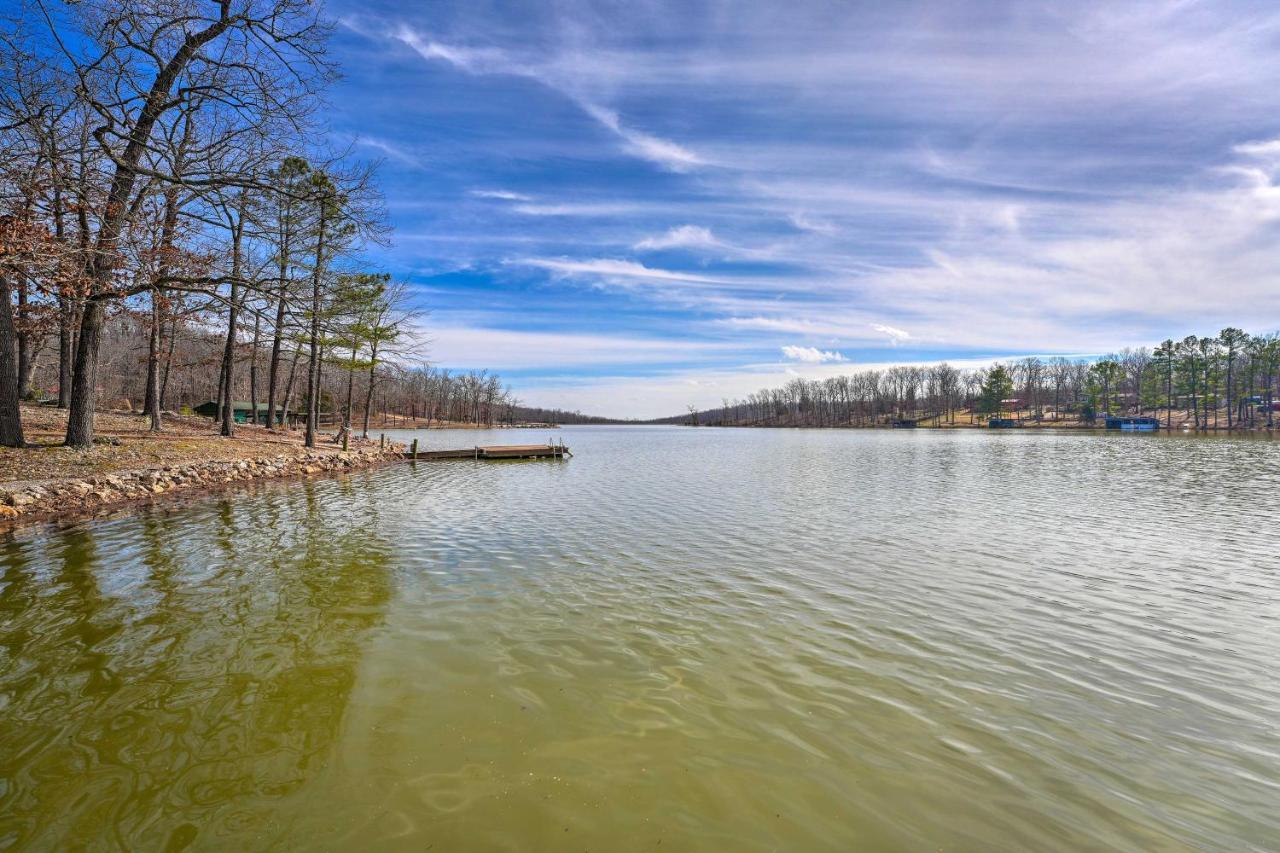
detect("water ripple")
[1,426,1278,850]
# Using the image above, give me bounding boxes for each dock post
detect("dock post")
[380,434,385,450]
[410,438,418,460]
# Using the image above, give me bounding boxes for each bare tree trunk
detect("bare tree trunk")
[15,280,31,400]
[362,356,377,439]
[50,137,74,411]
[57,295,73,408]
[220,204,245,438]
[0,276,26,447]
[266,290,287,429]
[160,316,177,410]
[344,344,355,427]
[249,311,260,426]
[316,347,326,430]
[305,197,329,449]
[65,298,105,447]
[17,343,40,400]
[220,281,240,437]
[65,14,238,447]
[144,289,163,430]
[281,346,302,429]
[215,356,226,424]
[145,188,181,431]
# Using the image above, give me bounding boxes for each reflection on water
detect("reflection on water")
[2,426,1279,850]
[0,481,393,850]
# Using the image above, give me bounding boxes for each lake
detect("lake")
[1,426,1278,850]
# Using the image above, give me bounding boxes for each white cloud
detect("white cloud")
[511,202,651,217]
[1233,138,1280,158]
[471,189,532,201]
[995,205,1023,234]
[788,212,838,234]
[719,316,818,333]
[579,104,703,172]
[424,325,730,369]
[392,26,702,172]
[516,257,730,284]
[781,345,845,363]
[349,6,1280,416]
[353,136,422,167]
[393,27,519,76]
[634,225,717,251]
[870,323,911,343]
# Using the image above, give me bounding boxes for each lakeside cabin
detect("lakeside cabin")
[194,400,282,425]
[1104,415,1160,431]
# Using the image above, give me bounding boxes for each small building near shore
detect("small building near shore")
[988,418,1020,428]
[193,401,282,425]
[1104,415,1160,431]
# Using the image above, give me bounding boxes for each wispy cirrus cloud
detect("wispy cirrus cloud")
[423,325,732,369]
[634,225,718,251]
[391,27,519,75]
[781,345,845,363]
[391,24,704,172]
[578,104,703,172]
[330,0,1280,416]
[871,323,911,344]
[353,136,423,167]
[788,212,838,235]
[516,257,731,285]
[471,188,532,201]
[511,202,651,217]
[1234,138,1280,158]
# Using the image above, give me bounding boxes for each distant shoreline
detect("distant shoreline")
[676,422,1278,435]
[659,404,1279,433]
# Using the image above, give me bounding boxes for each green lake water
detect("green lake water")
[1,426,1278,851]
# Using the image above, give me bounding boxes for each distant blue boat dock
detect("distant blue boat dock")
[1104,416,1160,431]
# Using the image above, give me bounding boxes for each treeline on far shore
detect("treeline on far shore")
[660,329,1280,430]
[508,406,626,426]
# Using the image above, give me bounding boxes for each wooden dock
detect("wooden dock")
[401,443,571,461]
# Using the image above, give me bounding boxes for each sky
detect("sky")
[324,0,1280,418]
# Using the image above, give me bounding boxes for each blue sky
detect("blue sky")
[325,0,1280,418]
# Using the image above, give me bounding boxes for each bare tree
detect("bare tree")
[12,0,334,446]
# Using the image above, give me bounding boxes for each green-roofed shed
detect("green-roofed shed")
[193,401,282,425]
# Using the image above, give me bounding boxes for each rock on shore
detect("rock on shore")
[0,447,400,527]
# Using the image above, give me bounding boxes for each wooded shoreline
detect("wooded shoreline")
[665,336,1280,432]
[0,406,402,531]
[680,408,1280,433]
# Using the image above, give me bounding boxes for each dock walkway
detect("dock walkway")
[401,443,571,461]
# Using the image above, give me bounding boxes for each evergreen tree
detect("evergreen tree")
[1152,339,1176,430]
[977,364,1015,417]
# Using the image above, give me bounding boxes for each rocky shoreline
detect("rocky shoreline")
[0,445,402,530]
